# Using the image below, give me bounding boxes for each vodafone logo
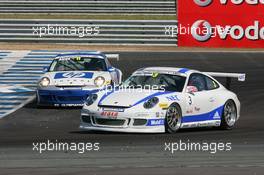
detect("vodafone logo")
[191,20,264,41]
[220,0,264,5]
[194,0,264,6]
[194,0,212,6]
[191,20,212,41]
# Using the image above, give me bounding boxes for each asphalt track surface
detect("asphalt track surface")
[0,51,264,175]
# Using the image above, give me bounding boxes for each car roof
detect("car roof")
[135,67,200,76]
[54,51,106,59]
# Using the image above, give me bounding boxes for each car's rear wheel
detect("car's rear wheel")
[165,104,182,133]
[221,100,237,130]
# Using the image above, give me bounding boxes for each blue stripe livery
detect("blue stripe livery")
[178,68,189,73]
[182,105,224,123]
[132,91,174,107]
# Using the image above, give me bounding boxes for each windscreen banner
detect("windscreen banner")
[178,0,264,48]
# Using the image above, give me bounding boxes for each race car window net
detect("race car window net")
[49,57,107,72]
[121,74,186,92]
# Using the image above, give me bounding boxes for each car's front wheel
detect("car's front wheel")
[221,100,237,130]
[165,104,182,133]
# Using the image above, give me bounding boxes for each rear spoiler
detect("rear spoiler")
[204,72,246,90]
[56,52,119,61]
[105,54,119,61]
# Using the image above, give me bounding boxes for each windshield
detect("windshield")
[122,73,186,92]
[49,57,107,72]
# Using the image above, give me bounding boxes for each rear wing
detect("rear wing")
[105,54,119,61]
[204,72,246,89]
[55,52,119,61]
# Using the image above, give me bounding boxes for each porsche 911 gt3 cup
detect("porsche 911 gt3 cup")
[36,51,122,106]
[80,67,245,133]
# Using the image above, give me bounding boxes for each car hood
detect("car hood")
[98,89,173,107]
[46,71,110,87]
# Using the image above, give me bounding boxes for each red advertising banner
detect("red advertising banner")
[178,0,264,48]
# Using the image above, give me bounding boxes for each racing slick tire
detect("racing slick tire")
[221,100,237,130]
[165,103,182,133]
[36,94,45,108]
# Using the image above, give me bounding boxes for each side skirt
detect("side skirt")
[180,120,221,129]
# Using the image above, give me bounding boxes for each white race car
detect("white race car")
[36,51,122,106]
[80,67,245,133]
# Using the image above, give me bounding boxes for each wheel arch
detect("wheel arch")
[168,102,182,115]
[222,98,238,116]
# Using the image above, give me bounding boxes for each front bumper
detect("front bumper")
[80,125,164,133]
[37,88,98,106]
[80,109,166,133]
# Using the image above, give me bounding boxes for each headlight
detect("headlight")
[39,77,50,87]
[143,97,159,109]
[85,94,98,106]
[94,76,105,87]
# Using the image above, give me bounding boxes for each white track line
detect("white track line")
[0,51,31,74]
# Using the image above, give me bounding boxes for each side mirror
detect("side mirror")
[43,66,49,72]
[108,67,115,72]
[186,86,198,95]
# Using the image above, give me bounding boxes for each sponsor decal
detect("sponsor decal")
[54,72,94,79]
[155,112,165,118]
[238,74,246,81]
[57,56,82,61]
[186,107,200,114]
[102,107,124,112]
[100,111,118,118]
[152,72,159,78]
[213,111,221,119]
[159,103,169,108]
[166,95,180,101]
[105,80,111,85]
[135,113,150,117]
[186,109,193,114]
[54,104,83,107]
[147,119,165,126]
[195,107,201,112]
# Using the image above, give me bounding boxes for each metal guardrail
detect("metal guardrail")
[0,19,178,46]
[0,0,176,15]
